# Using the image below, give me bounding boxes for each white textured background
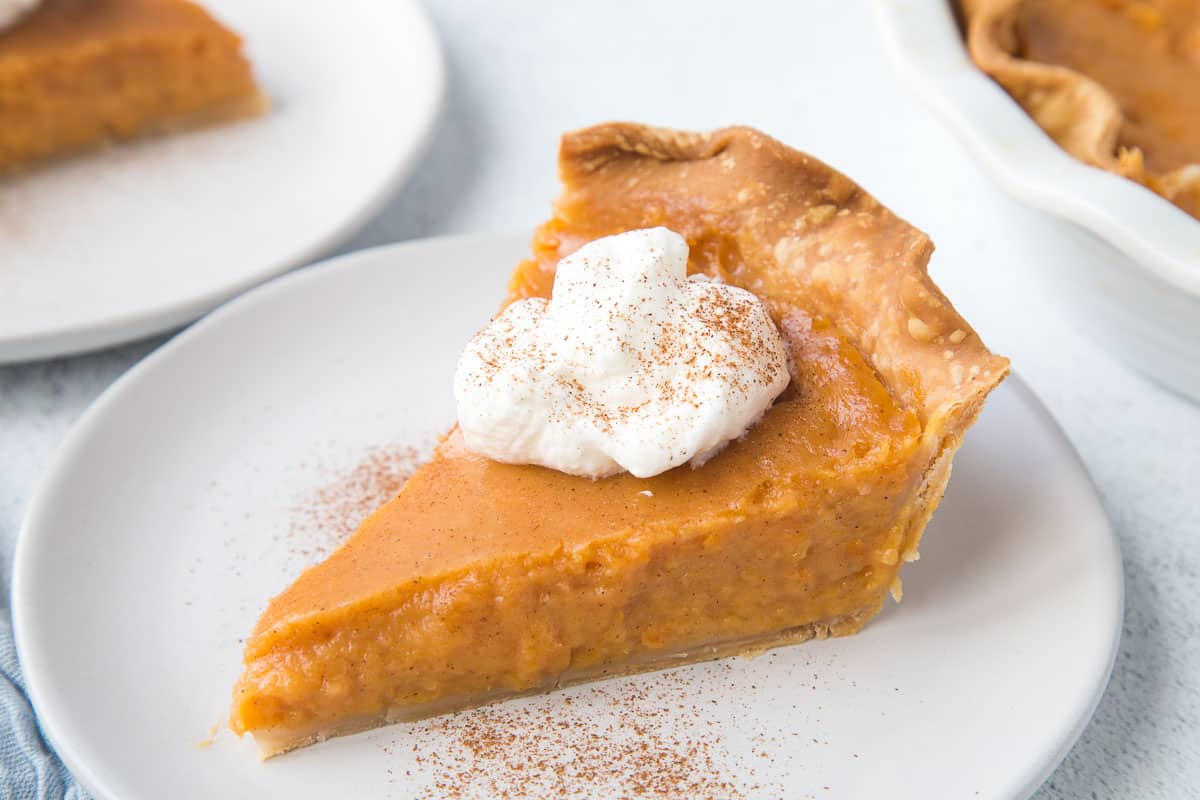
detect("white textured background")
[2,2,1198,798]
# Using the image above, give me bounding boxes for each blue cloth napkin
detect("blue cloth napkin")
[0,607,87,799]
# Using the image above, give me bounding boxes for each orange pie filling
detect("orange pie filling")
[230,124,1008,755]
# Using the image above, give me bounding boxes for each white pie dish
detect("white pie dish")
[873,0,1200,402]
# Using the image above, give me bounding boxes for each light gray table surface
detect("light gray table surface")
[2,2,1197,798]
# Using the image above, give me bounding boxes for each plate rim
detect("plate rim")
[11,234,1125,800]
[0,0,446,365]
[998,379,1125,800]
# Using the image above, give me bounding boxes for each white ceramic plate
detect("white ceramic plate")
[874,0,1200,402]
[0,0,443,364]
[13,236,1123,800]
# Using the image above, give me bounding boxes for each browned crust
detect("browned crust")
[960,0,1200,216]
[545,122,1008,591]
[551,123,1009,440]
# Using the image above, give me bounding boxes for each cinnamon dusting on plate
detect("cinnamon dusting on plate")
[286,443,426,563]
[385,665,785,799]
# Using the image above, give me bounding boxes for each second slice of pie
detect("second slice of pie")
[230,123,1009,757]
[0,0,265,173]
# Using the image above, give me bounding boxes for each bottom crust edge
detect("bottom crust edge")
[249,605,878,759]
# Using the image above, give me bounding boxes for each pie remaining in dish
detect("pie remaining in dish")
[959,0,1200,219]
[230,123,1010,757]
[0,0,265,173]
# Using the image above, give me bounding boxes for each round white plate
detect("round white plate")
[0,0,443,364]
[13,235,1123,800]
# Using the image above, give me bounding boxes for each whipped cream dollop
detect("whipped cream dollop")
[0,0,38,31]
[454,227,791,479]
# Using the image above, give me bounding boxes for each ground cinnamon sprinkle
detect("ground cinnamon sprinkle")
[384,662,784,800]
[284,443,426,563]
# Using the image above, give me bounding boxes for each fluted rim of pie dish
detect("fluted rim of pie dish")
[873,0,1200,297]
